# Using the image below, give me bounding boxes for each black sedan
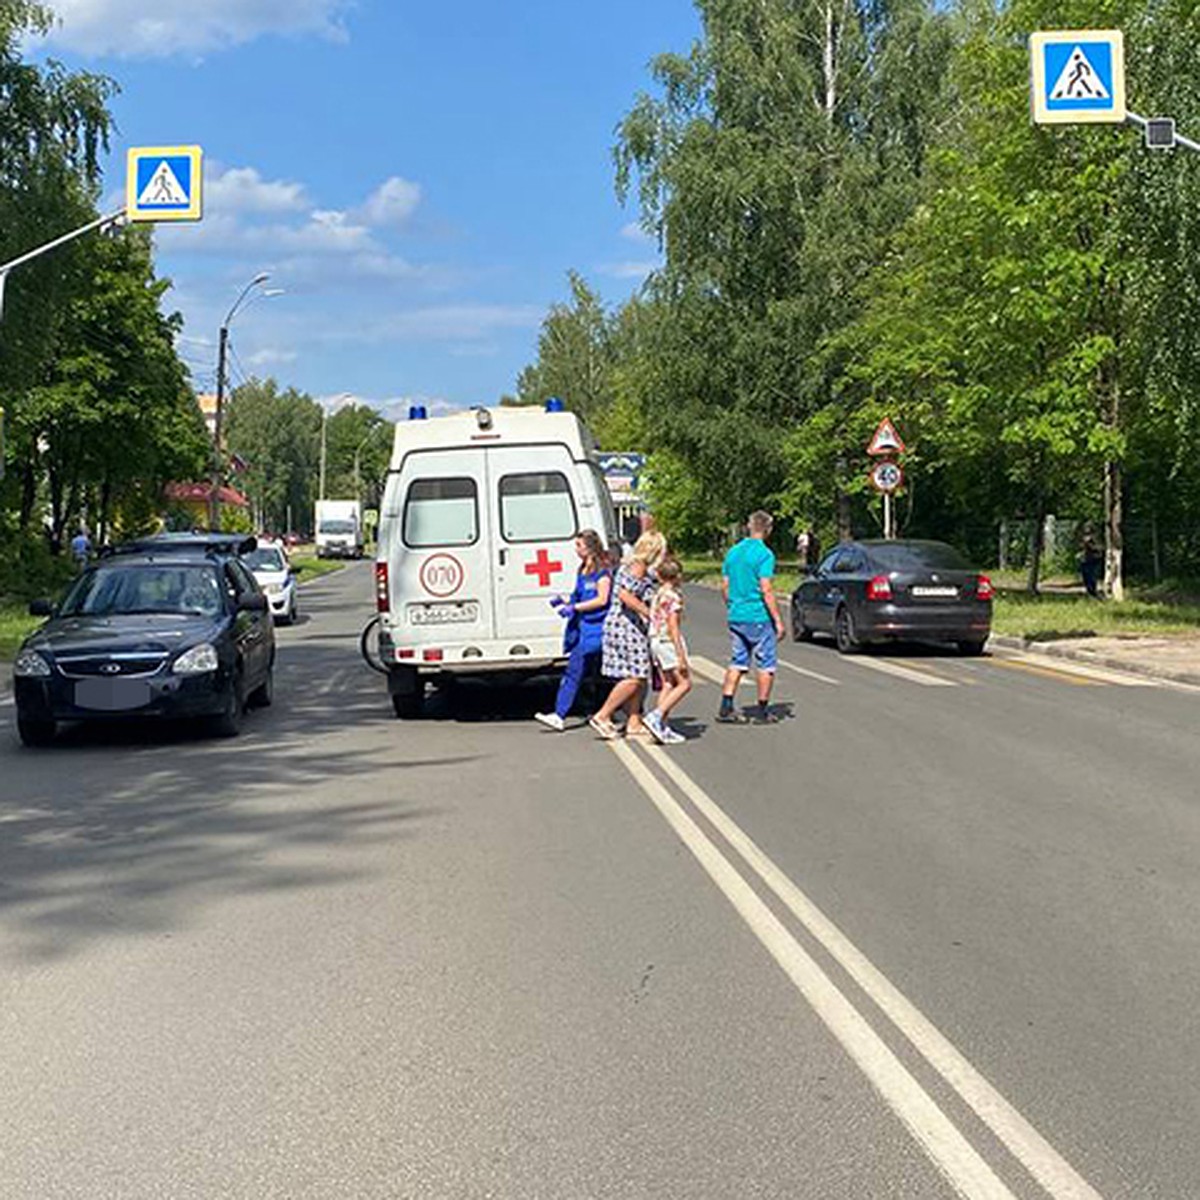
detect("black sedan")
[791,540,993,656]
[13,541,275,747]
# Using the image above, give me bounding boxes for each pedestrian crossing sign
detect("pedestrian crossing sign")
[126,145,203,222]
[1030,31,1126,125]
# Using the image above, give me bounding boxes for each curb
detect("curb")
[989,633,1200,688]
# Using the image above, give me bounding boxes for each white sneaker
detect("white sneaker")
[535,712,565,732]
[660,726,686,745]
[644,710,667,744]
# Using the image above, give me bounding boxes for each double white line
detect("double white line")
[609,740,1103,1200]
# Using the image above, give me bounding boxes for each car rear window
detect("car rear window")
[870,543,971,571]
[499,472,577,542]
[404,477,478,547]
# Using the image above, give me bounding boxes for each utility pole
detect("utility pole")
[209,324,230,531]
[319,408,328,502]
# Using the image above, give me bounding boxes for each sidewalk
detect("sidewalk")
[990,632,1200,688]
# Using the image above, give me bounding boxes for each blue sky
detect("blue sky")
[38,1,699,416]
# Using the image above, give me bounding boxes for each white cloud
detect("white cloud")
[245,347,298,368]
[359,177,422,227]
[380,396,463,422]
[207,167,307,215]
[43,0,351,57]
[348,305,543,344]
[620,221,654,243]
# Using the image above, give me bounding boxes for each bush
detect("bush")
[0,531,75,604]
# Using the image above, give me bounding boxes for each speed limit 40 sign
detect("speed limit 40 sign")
[870,460,904,493]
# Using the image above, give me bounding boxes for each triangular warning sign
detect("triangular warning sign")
[867,418,906,456]
[138,161,189,206]
[1050,47,1109,101]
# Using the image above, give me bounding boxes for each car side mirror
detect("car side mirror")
[238,593,269,613]
[28,599,54,617]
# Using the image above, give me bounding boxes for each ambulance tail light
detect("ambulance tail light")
[422,649,444,662]
[866,575,893,602]
[375,562,390,612]
[976,575,995,602]
[397,649,415,660]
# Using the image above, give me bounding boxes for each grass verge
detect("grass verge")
[0,606,40,665]
[291,555,348,583]
[992,592,1200,641]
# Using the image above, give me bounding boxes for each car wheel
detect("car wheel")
[834,606,860,655]
[957,639,987,657]
[17,715,56,748]
[792,606,814,642]
[392,687,425,719]
[210,675,245,738]
[249,663,274,708]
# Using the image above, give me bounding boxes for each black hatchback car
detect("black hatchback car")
[791,539,993,656]
[12,534,275,747]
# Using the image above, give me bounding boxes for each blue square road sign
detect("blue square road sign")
[1030,30,1126,125]
[126,145,203,223]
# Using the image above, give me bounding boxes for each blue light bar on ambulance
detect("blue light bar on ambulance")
[545,396,565,413]
[408,405,428,420]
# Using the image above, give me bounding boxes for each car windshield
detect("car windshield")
[60,565,225,618]
[319,520,355,534]
[243,548,286,572]
[869,542,971,571]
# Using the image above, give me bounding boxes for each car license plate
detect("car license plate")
[912,586,959,598]
[74,678,152,711]
[409,602,479,626]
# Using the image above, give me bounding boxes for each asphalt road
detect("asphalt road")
[3,562,1200,1198]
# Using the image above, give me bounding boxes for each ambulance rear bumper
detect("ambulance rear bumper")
[378,628,567,675]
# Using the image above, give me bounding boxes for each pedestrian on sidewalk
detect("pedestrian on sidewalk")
[70,527,92,572]
[717,511,786,724]
[644,557,692,745]
[535,530,613,732]
[1079,532,1103,599]
[590,530,666,740]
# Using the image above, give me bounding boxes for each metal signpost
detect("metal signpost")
[867,419,906,539]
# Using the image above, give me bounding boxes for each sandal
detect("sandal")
[589,715,620,740]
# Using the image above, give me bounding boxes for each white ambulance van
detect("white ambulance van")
[374,401,618,717]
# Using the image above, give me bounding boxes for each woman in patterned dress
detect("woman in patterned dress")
[589,531,667,739]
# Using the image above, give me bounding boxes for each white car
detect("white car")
[242,541,298,625]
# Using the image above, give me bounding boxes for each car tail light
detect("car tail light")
[976,574,994,601]
[375,562,389,613]
[422,649,444,662]
[866,574,893,602]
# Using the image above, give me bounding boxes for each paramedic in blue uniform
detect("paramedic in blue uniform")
[535,530,613,731]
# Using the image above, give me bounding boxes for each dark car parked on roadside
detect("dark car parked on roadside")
[791,539,993,656]
[12,534,275,747]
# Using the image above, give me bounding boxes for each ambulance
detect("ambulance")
[374,401,619,717]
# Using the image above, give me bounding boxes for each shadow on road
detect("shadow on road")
[0,635,470,965]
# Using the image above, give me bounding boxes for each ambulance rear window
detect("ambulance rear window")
[404,478,478,547]
[499,472,577,542]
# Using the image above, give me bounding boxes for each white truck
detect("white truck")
[374,402,618,717]
[315,499,364,559]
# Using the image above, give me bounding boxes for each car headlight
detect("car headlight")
[14,650,52,678]
[172,643,219,676]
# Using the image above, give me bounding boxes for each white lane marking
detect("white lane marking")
[778,657,841,686]
[610,740,1019,1200]
[691,652,840,688]
[1007,653,1157,688]
[845,656,957,687]
[688,655,728,687]
[642,746,1104,1200]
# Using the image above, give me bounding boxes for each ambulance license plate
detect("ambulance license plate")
[409,602,479,626]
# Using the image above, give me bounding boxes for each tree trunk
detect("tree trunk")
[999,519,1009,571]
[1151,511,1161,583]
[18,456,37,531]
[1104,460,1124,601]
[98,479,112,545]
[1026,505,1045,596]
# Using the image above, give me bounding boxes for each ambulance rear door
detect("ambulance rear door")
[390,449,495,643]
[486,445,581,645]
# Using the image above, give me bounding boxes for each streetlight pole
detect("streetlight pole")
[209,272,273,530]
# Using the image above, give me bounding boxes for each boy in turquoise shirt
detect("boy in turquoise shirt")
[719,511,786,723]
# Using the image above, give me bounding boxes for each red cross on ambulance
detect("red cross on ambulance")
[524,548,564,588]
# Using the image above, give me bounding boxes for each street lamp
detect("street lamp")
[209,272,277,530]
[353,427,382,510]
